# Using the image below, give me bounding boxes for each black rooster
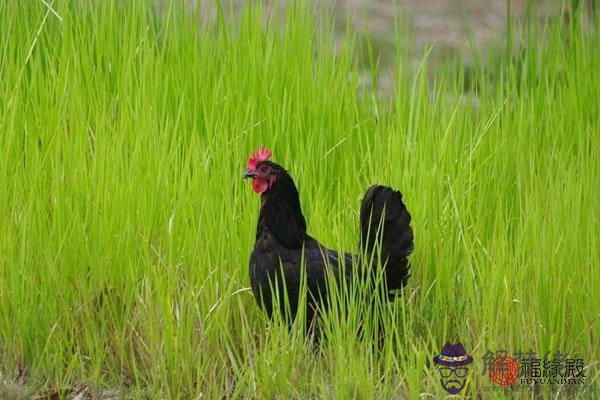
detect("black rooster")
[243,148,413,328]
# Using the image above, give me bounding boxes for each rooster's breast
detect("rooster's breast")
[249,230,302,319]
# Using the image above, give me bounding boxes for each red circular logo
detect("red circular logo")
[489,357,519,386]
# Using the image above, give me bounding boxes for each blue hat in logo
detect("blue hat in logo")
[433,342,473,367]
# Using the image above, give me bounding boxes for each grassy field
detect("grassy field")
[1,1,599,398]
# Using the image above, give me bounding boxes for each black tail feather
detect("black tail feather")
[359,185,414,294]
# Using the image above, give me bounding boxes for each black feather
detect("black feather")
[248,161,414,328]
[359,185,414,294]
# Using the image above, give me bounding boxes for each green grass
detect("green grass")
[1,1,599,398]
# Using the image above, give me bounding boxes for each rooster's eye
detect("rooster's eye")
[259,165,269,173]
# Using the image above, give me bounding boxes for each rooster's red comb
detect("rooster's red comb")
[247,147,272,170]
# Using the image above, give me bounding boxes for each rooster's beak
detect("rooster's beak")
[242,169,255,179]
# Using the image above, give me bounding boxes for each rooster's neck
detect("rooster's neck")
[256,174,307,248]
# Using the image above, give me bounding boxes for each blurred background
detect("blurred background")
[176,0,597,95]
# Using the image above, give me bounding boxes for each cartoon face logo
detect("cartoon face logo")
[433,342,473,395]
